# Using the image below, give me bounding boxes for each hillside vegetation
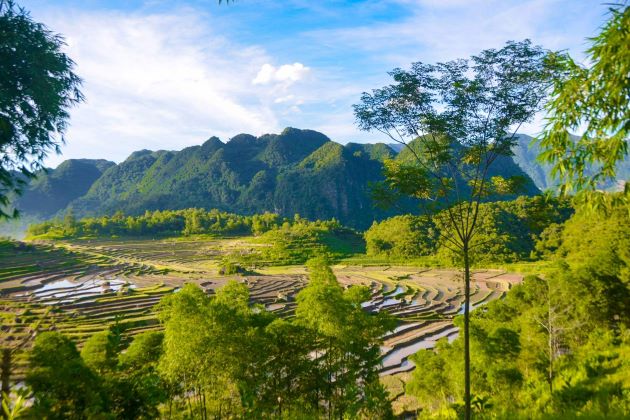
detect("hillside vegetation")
[3,196,629,418]
[26,195,572,268]
[7,128,539,230]
[365,196,573,264]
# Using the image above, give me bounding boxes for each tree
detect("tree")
[0,306,42,418]
[0,0,83,218]
[537,5,629,205]
[353,40,562,419]
[158,282,260,418]
[26,332,105,419]
[295,257,395,418]
[110,331,166,420]
[80,329,119,374]
[364,215,437,258]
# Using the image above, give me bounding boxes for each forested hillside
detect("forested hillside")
[13,159,115,218]
[7,128,540,229]
[511,134,630,191]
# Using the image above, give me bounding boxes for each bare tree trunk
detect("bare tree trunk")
[187,391,194,418]
[1,348,10,420]
[202,390,207,420]
[463,247,471,420]
[548,291,554,395]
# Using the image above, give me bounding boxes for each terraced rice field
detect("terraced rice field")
[0,238,521,381]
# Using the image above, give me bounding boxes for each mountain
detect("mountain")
[14,159,115,218]
[8,128,541,229]
[68,128,402,228]
[387,143,404,153]
[512,134,630,191]
[511,135,556,191]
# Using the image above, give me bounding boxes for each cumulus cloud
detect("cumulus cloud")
[38,9,287,166]
[31,0,605,167]
[252,63,311,86]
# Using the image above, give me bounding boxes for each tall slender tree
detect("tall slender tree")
[295,257,395,418]
[354,40,562,419]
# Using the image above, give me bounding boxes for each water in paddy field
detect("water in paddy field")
[378,297,489,375]
[389,322,421,335]
[361,284,406,310]
[380,297,402,307]
[22,278,136,304]
[388,285,405,296]
[457,298,491,314]
[380,326,459,375]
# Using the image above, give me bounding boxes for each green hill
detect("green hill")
[512,134,630,191]
[14,159,115,218]
[10,128,541,229]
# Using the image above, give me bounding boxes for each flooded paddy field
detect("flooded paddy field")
[0,238,521,381]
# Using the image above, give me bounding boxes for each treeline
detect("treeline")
[27,209,365,267]
[233,216,365,266]
[365,195,573,264]
[26,208,341,239]
[22,258,395,419]
[406,202,630,417]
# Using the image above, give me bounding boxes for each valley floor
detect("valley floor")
[0,237,521,415]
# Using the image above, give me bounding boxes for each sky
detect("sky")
[20,0,610,167]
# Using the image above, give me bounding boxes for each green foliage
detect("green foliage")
[538,5,630,197]
[365,214,437,258]
[81,329,120,374]
[11,159,114,219]
[27,208,280,239]
[218,260,244,275]
[294,258,396,418]
[366,195,572,264]
[8,127,541,230]
[247,217,364,265]
[50,128,402,229]
[27,208,365,267]
[105,331,166,420]
[355,41,564,418]
[26,329,167,419]
[511,134,630,194]
[1,390,28,420]
[553,201,630,282]
[0,1,83,218]
[150,261,394,418]
[119,331,163,371]
[26,332,106,419]
[406,201,630,418]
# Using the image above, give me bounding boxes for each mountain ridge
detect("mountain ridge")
[9,128,543,229]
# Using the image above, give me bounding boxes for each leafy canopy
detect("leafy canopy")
[0,1,83,218]
[354,40,563,250]
[538,5,629,201]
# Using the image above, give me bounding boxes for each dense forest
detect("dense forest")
[27,194,573,267]
[407,202,630,417]
[7,128,543,230]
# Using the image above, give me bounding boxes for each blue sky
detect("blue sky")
[21,0,609,167]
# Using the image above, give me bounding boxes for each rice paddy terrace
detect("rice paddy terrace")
[0,237,521,382]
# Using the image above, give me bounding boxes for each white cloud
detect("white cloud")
[274,94,295,104]
[252,62,311,86]
[30,0,606,168]
[39,9,287,167]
